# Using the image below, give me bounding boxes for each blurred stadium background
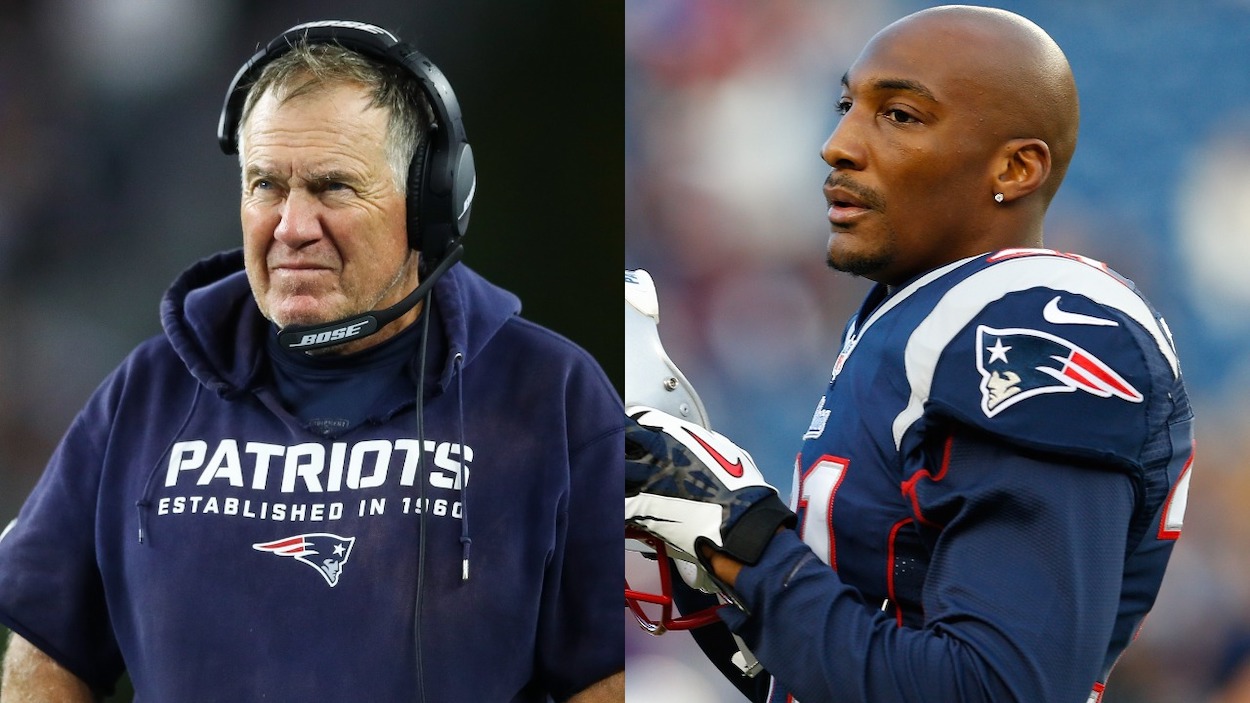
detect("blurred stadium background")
[0,0,621,699]
[626,1,1250,702]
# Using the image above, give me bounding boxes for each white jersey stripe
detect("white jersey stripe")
[891,255,1179,450]
[846,255,979,344]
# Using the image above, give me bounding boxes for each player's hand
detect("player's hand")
[625,407,796,573]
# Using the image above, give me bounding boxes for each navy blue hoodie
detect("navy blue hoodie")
[0,250,624,701]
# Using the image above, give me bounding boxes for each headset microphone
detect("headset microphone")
[277,244,464,352]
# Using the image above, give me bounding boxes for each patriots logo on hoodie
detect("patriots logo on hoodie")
[975,325,1143,418]
[253,533,357,587]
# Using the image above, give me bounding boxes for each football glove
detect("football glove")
[625,407,796,573]
[626,531,722,594]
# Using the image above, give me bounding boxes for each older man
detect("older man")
[0,21,623,702]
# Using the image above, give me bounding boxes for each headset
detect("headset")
[217,20,476,351]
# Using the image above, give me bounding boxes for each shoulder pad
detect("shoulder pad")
[896,252,1179,466]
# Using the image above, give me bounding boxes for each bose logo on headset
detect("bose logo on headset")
[288,320,375,349]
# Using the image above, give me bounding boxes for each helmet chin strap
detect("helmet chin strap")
[276,244,464,352]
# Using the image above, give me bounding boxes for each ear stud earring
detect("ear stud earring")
[994,193,1005,203]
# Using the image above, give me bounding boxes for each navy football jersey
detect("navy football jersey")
[722,250,1193,703]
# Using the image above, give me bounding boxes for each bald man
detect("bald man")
[625,6,1194,702]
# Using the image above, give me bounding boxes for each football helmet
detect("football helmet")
[625,526,725,633]
[624,269,709,428]
[624,269,725,633]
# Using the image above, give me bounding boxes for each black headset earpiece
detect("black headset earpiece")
[217,20,475,269]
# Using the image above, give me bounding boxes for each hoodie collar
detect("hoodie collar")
[159,248,522,398]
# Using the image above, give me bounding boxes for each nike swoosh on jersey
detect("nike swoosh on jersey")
[629,515,678,524]
[1042,296,1119,327]
[683,428,745,478]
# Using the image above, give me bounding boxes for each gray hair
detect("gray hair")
[236,41,430,193]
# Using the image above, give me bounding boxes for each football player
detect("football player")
[626,6,1194,702]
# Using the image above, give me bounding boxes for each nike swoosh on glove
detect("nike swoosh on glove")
[625,407,796,572]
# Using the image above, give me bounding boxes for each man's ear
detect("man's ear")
[992,138,1051,203]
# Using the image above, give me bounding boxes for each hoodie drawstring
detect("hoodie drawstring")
[453,351,471,582]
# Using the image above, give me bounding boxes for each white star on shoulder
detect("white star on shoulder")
[986,338,1012,364]
[332,544,346,556]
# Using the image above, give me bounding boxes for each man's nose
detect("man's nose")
[273,190,324,246]
[821,111,867,171]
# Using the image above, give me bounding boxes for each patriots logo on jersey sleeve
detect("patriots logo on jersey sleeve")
[975,325,1143,418]
[253,533,356,587]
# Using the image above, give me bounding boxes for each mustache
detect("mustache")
[824,173,885,211]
